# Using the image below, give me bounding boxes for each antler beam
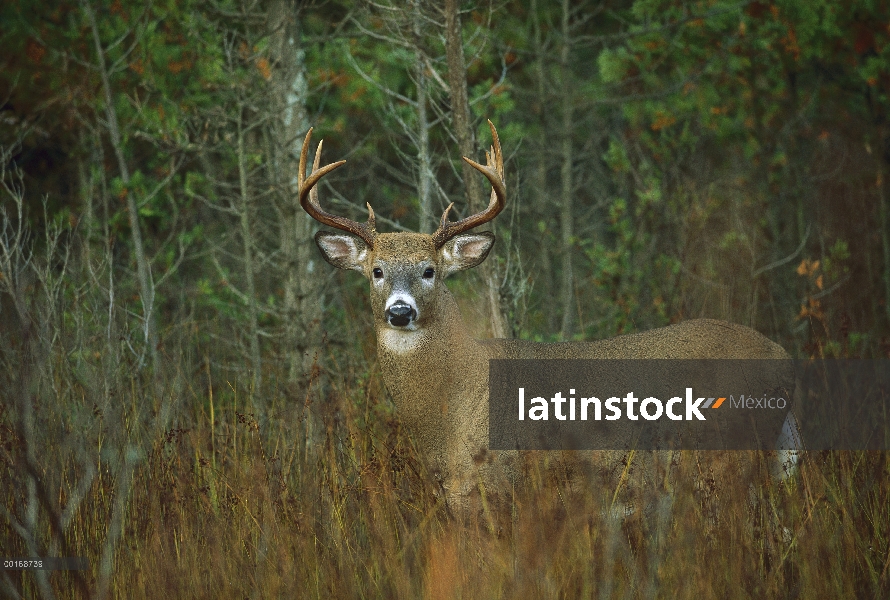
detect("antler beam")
[431,120,506,249]
[298,128,377,249]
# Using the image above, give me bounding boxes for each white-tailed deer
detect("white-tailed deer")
[298,121,800,512]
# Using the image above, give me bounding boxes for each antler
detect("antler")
[299,128,378,249]
[432,120,506,249]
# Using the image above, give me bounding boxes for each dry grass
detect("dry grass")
[2,357,889,600]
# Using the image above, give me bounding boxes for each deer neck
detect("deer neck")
[375,286,486,456]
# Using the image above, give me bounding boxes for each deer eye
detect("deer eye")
[423,267,435,279]
[373,267,383,279]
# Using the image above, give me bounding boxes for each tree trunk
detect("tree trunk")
[414,1,433,233]
[558,0,576,340]
[84,0,161,383]
[879,126,890,326]
[531,0,558,336]
[443,0,509,338]
[237,111,263,405]
[268,0,323,385]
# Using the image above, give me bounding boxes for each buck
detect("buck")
[298,121,801,511]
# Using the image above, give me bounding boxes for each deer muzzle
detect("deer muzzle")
[386,302,417,328]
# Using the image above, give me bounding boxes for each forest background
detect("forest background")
[2,0,890,598]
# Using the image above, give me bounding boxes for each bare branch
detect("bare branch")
[349,15,414,49]
[323,180,413,233]
[753,225,810,278]
[344,48,418,107]
[469,55,509,107]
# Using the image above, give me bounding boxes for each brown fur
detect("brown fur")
[313,230,795,515]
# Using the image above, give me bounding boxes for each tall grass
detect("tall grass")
[1,163,889,600]
[2,340,889,598]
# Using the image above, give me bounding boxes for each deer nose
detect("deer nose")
[386,303,416,327]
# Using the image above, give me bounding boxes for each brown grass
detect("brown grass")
[2,357,889,599]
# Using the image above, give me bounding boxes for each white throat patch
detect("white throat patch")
[378,328,425,355]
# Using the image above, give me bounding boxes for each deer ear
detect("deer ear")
[439,232,495,277]
[315,231,368,272]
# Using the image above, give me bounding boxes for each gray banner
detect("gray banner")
[489,359,889,451]
[794,360,890,450]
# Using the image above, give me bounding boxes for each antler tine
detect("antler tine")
[432,120,506,249]
[298,128,377,248]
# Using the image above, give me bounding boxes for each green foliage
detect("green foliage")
[1,0,886,355]
[3,2,890,596]
[597,47,630,84]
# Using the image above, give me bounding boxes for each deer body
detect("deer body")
[297,122,799,510]
[378,309,790,500]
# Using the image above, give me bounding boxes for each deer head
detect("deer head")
[299,121,506,334]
